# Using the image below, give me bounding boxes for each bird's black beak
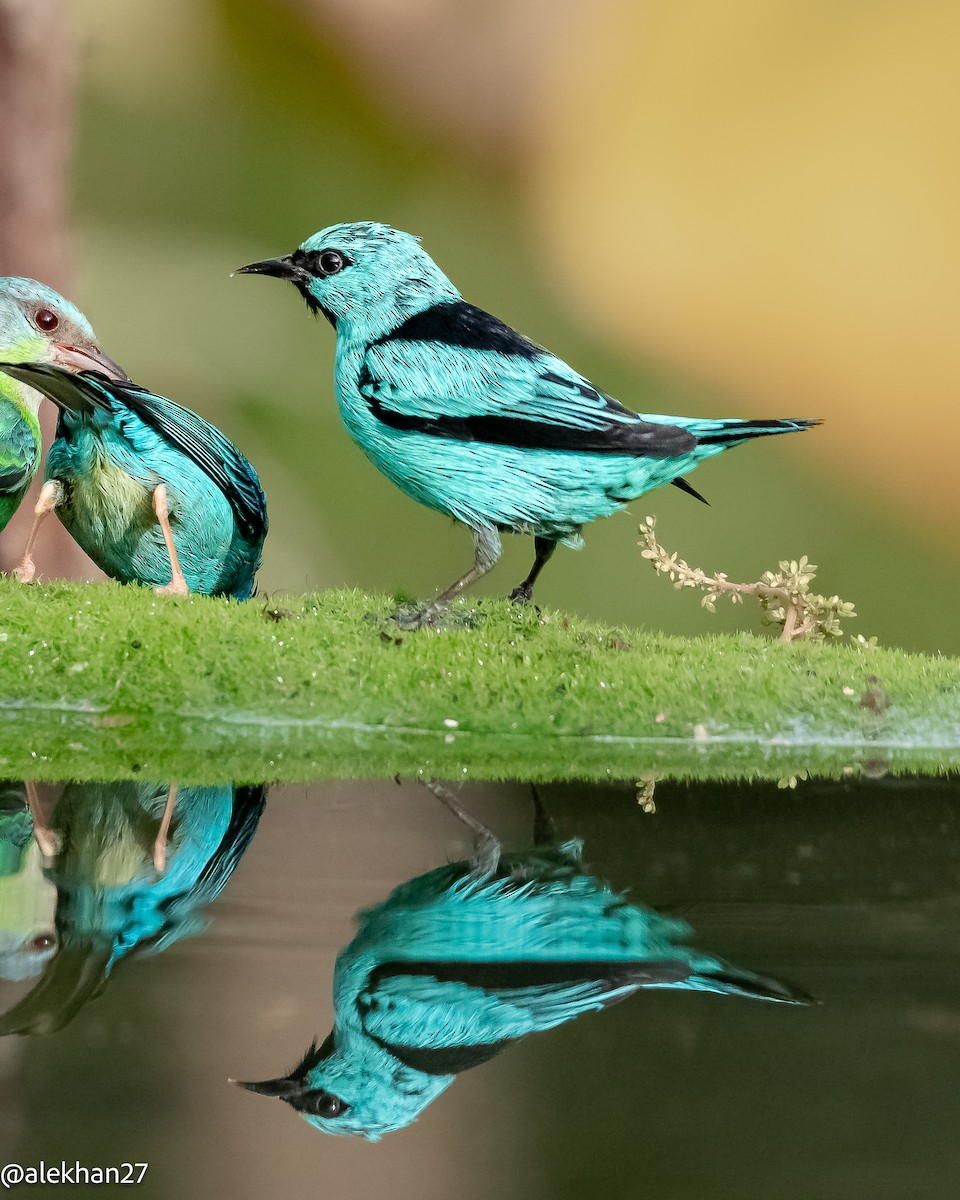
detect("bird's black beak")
[234,256,305,283]
[230,1074,300,1101]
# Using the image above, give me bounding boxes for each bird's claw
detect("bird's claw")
[154,576,190,597]
[13,558,36,584]
[393,604,443,630]
[34,830,61,862]
[507,585,541,616]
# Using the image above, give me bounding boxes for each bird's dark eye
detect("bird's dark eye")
[28,933,56,952]
[305,1090,347,1119]
[34,308,59,332]
[319,250,345,276]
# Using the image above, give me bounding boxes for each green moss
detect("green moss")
[0,579,957,784]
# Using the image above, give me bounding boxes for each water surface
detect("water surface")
[1,774,959,1199]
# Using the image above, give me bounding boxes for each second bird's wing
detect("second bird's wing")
[193,784,267,900]
[359,303,696,457]
[99,378,268,542]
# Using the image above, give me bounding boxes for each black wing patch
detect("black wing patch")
[370,1035,516,1076]
[369,958,692,994]
[363,957,693,1075]
[376,301,541,359]
[359,363,697,457]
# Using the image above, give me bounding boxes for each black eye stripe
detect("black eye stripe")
[290,248,352,278]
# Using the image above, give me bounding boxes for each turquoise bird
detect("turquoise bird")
[0,781,266,1036]
[238,223,817,626]
[0,363,267,598]
[234,784,811,1139]
[0,278,123,547]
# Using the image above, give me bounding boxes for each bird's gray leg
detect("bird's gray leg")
[397,525,502,629]
[153,781,178,875]
[13,481,63,584]
[152,485,190,596]
[423,780,501,875]
[530,784,558,846]
[508,537,557,605]
[25,781,59,862]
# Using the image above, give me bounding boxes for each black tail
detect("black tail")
[690,965,817,1006]
[696,418,821,446]
[671,476,710,504]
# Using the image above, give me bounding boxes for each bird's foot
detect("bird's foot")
[33,828,61,863]
[155,573,189,597]
[393,603,444,630]
[471,829,501,877]
[26,782,60,862]
[13,557,36,584]
[423,781,502,876]
[507,584,541,616]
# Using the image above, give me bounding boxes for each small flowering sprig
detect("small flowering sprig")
[638,516,857,643]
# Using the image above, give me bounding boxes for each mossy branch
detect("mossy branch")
[638,516,857,643]
[0,581,954,784]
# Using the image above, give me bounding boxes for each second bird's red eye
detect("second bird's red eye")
[35,308,59,331]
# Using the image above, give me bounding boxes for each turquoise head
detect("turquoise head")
[0,277,125,414]
[237,221,460,341]
[233,1030,452,1141]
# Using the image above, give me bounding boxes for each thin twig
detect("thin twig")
[638,516,857,643]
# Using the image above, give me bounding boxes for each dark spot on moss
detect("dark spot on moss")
[860,683,889,714]
[263,604,296,622]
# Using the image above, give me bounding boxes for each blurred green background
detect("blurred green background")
[32,0,960,651]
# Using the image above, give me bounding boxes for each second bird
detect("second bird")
[239,222,817,627]
[0,363,268,599]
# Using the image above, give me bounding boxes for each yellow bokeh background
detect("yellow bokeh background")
[535,0,960,538]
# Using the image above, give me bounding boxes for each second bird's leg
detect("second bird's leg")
[25,781,59,862]
[424,780,501,875]
[508,537,557,604]
[396,525,502,629]
[152,485,190,596]
[13,480,63,584]
[153,781,178,875]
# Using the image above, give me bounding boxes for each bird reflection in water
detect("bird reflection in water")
[236,783,812,1139]
[0,780,265,1035]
